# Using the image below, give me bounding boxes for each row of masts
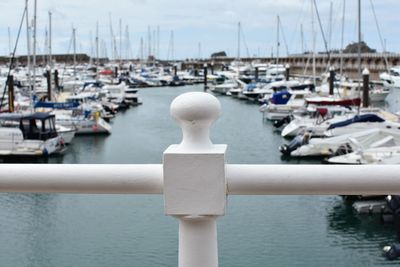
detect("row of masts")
[16,0,388,89]
[19,1,180,68]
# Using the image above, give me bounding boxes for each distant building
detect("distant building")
[343,42,376,53]
[211,51,227,58]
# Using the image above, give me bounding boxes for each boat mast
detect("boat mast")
[108,13,114,61]
[237,22,240,61]
[328,2,333,53]
[73,27,77,80]
[276,16,279,65]
[357,0,361,99]
[48,11,52,98]
[311,0,316,86]
[119,18,122,64]
[25,0,33,110]
[48,11,52,68]
[140,37,144,65]
[340,0,346,78]
[237,21,240,76]
[148,25,151,61]
[32,0,37,96]
[171,30,174,61]
[300,24,304,54]
[157,25,160,60]
[8,27,12,56]
[96,21,99,76]
[125,25,130,60]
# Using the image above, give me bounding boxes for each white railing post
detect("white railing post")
[163,92,227,267]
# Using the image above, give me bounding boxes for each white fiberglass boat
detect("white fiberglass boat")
[0,112,66,156]
[327,146,400,164]
[54,110,112,135]
[289,128,400,157]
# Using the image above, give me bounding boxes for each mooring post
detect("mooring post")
[54,69,59,91]
[7,75,14,112]
[362,68,370,108]
[174,65,178,76]
[329,66,335,96]
[164,92,226,267]
[285,64,290,81]
[114,66,118,79]
[46,68,51,101]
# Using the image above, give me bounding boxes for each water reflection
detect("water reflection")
[327,198,396,246]
[0,194,58,266]
[51,135,109,163]
[326,197,400,264]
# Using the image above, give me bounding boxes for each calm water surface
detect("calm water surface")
[0,85,398,266]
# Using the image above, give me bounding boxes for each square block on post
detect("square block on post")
[163,144,227,216]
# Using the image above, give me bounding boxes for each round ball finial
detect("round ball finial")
[362,68,370,76]
[170,92,221,151]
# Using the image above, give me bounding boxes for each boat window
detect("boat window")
[20,121,30,134]
[49,118,56,131]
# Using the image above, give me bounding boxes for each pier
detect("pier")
[2,52,397,80]
[182,52,400,80]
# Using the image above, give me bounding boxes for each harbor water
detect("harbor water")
[0,85,398,266]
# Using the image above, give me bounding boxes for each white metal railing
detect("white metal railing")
[1,92,400,267]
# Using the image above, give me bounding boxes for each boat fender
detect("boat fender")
[383,244,400,260]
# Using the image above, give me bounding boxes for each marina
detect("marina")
[0,85,398,266]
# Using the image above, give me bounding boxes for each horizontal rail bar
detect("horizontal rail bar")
[0,164,163,194]
[1,164,399,196]
[226,165,400,195]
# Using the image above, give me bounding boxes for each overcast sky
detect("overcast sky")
[0,0,397,59]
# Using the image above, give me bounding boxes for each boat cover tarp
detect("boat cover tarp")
[0,112,54,121]
[306,97,361,106]
[34,101,79,109]
[271,90,292,105]
[327,114,385,130]
[23,112,55,120]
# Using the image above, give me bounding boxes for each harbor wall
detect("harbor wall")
[2,52,399,80]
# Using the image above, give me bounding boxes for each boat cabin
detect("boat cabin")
[0,112,58,141]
